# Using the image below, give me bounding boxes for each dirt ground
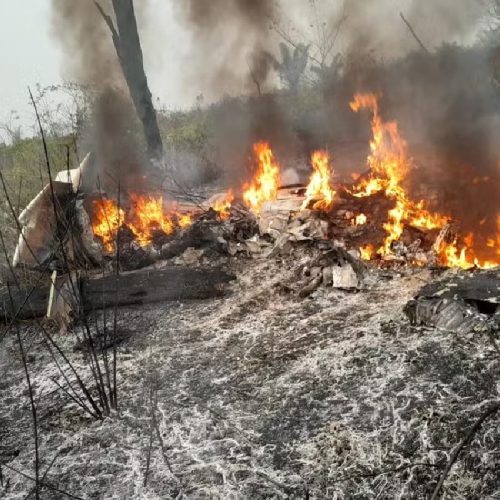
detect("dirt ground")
[1,255,500,499]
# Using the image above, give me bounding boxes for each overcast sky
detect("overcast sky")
[0,0,62,136]
[0,0,193,140]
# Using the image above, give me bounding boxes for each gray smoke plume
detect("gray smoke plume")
[50,0,149,194]
[339,0,487,57]
[174,0,276,97]
[50,0,123,89]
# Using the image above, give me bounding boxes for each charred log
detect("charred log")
[0,267,234,321]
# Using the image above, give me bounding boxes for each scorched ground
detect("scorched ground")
[1,253,499,499]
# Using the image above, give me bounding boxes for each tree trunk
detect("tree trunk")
[96,0,164,160]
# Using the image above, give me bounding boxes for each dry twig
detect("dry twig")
[430,401,500,500]
[400,12,430,54]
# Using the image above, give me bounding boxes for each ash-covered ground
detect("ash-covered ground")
[1,256,499,499]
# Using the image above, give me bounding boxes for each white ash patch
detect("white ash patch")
[1,259,499,499]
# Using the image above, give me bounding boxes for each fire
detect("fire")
[360,244,374,261]
[178,213,193,229]
[437,229,499,269]
[91,194,193,251]
[301,151,336,210]
[410,202,450,230]
[128,194,175,246]
[351,93,450,257]
[350,93,409,198]
[355,213,367,225]
[212,190,234,221]
[91,199,125,252]
[243,142,281,214]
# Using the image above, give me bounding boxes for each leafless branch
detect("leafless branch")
[2,463,84,500]
[400,12,430,54]
[431,401,500,500]
[93,1,121,56]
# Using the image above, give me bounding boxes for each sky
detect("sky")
[0,0,63,138]
[0,0,192,141]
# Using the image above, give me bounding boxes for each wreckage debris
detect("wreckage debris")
[6,94,499,328]
[405,270,500,334]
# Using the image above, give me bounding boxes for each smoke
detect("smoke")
[174,0,276,98]
[50,0,123,88]
[339,0,487,58]
[50,0,149,194]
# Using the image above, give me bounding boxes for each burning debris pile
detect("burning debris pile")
[7,93,498,327]
[77,93,499,276]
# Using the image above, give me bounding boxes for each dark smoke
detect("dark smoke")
[50,0,149,194]
[50,0,123,89]
[175,0,275,97]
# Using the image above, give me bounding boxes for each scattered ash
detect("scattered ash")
[1,254,500,498]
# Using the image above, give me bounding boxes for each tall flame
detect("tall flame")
[243,142,281,214]
[350,93,450,257]
[302,151,336,210]
[350,94,409,198]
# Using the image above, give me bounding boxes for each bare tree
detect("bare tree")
[94,0,163,160]
[270,1,346,85]
[271,43,310,92]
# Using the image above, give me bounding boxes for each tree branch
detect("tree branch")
[93,1,121,57]
[431,401,500,500]
[400,12,430,54]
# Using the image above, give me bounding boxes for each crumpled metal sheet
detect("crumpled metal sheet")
[404,297,495,334]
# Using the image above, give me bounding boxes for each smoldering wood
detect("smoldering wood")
[0,267,234,321]
[160,222,226,260]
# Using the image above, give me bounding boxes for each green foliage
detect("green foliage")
[159,108,209,154]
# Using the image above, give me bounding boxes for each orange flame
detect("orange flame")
[409,202,450,230]
[360,244,374,261]
[437,222,500,269]
[437,238,498,269]
[351,93,450,257]
[91,199,125,252]
[301,151,336,210]
[92,194,193,251]
[127,194,175,247]
[212,190,234,221]
[178,213,193,229]
[243,142,281,214]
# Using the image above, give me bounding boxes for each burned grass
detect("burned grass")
[1,256,499,498]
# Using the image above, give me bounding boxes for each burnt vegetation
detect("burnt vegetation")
[0,1,500,499]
